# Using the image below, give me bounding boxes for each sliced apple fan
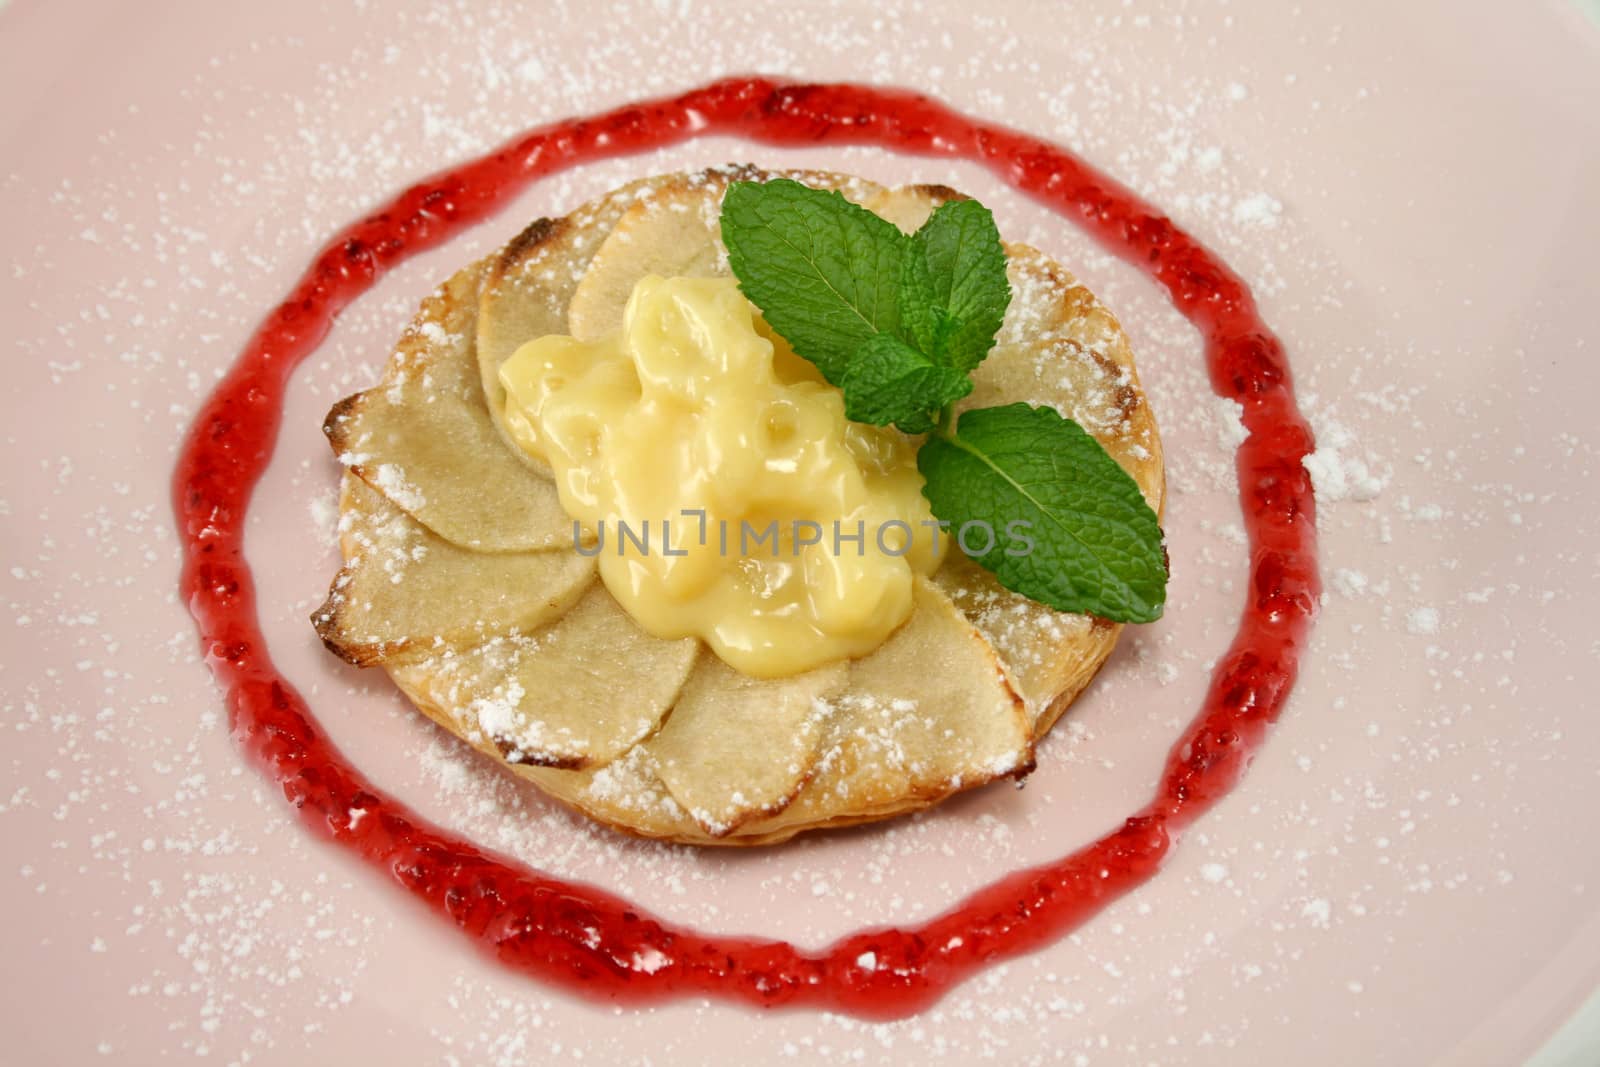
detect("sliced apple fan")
[313,166,1165,845]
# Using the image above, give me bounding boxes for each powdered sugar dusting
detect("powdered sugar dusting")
[368,463,426,513]
[3,0,1595,1062]
[1303,434,1387,505]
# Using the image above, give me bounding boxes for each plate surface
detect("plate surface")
[2,0,1597,1062]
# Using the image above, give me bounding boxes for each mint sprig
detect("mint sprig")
[720,178,1168,623]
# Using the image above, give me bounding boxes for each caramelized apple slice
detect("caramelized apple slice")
[384,666,706,840]
[390,584,698,770]
[312,476,594,667]
[476,176,674,463]
[861,182,962,234]
[323,262,574,552]
[563,168,886,343]
[648,658,848,836]
[931,554,1114,734]
[525,750,702,842]
[747,577,1033,831]
[564,184,729,342]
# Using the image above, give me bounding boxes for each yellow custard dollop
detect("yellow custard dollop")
[498,275,943,678]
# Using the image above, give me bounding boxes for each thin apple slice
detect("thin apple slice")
[323,261,574,552]
[563,167,887,342]
[647,658,848,837]
[523,751,704,842]
[564,182,729,342]
[390,584,698,770]
[476,175,675,467]
[931,552,1115,735]
[385,663,707,841]
[312,475,594,667]
[747,577,1033,832]
[861,182,962,233]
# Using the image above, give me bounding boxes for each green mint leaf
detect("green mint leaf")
[907,198,1011,372]
[721,179,908,385]
[919,403,1166,622]
[841,334,973,433]
[896,236,944,357]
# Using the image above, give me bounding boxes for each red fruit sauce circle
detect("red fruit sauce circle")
[174,77,1319,1019]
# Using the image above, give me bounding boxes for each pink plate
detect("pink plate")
[3,0,1597,1062]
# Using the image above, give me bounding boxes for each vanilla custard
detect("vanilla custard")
[498,275,943,677]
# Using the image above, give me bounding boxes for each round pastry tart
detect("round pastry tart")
[313,166,1164,846]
